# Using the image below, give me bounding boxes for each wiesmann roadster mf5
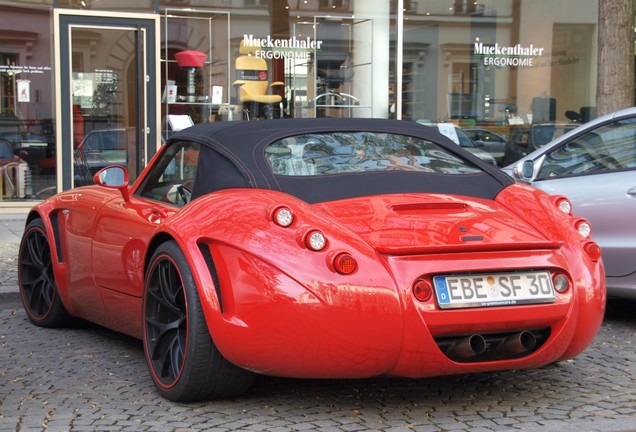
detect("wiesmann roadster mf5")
[18,118,605,401]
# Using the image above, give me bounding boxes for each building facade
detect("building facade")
[0,0,604,209]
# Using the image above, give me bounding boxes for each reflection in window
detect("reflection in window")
[537,119,636,180]
[266,132,481,176]
[137,141,201,207]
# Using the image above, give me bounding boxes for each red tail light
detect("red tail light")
[333,253,357,274]
[584,241,602,262]
[413,279,433,302]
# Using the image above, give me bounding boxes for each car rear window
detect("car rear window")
[266,132,481,176]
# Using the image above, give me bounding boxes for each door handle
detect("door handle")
[627,186,636,196]
[148,208,170,224]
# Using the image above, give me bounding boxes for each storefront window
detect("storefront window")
[1,4,55,202]
[160,1,395,124]
[0,0,607,208]
[400,0,598,163]
[157,0,597,138]
[161,9,231,136]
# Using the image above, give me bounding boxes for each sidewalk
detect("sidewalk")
[0,213,27,295]
[0,213,26,243]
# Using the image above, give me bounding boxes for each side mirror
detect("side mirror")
[95,165,127,187]
[520,160,535,179]
[94,166,130,202]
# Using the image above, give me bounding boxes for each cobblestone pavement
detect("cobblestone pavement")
[1,214,635,432]
[0,300,634,432]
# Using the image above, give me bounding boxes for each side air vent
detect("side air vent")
[50,212,64,263]
[197,243,224,313]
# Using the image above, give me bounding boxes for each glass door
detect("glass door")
[56,11,158,190]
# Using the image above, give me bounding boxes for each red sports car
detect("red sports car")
[18,118,606,401]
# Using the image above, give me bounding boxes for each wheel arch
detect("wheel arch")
[145,231,222,311]
[22,208,68,293]
[24,209,42,228]
[144,231,177,276]
[24,208,64,261]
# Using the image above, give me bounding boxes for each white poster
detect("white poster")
[166,85,177,103]
[212,85,223,105]
[17,80,30,102]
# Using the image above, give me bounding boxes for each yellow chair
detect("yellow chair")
[234,41,282,118]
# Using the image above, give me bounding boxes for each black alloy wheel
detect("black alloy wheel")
[18,218,71,327]
[143,241,254,401]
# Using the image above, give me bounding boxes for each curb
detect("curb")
[0,286,19,294]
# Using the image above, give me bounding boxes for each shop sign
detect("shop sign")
[243,34,323,61]
[474,43,545,68]
[0,64,52,75]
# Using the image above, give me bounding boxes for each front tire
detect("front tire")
[18,218,72,327]
[143,241,255,401]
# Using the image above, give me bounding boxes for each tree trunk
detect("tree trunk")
[597,0,635,116]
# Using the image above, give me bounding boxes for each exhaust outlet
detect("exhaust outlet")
[446,334,487,359]
[497,330,537,357]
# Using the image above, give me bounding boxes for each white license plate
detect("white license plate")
[433,271,556,309]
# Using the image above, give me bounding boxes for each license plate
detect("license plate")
[433,271,555,309]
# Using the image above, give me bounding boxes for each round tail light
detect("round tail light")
[553,273,570,293]
[273,206,294,227]
[555,197,572,215]
[575,219,592,238]
[305,230,327,251]
[584,241,602,262]
[413,279,433,302]
[333,253,357,275]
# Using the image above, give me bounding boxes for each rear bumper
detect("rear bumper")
[199,244,605,379]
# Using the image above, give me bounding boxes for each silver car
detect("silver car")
[417,121,497,165]
[503,107,636,298]
[463,127,507,165]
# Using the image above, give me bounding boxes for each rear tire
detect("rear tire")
[143,241,255,401]
[18,218,72,327]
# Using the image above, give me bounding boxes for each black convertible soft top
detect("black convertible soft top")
[168,118,514,203]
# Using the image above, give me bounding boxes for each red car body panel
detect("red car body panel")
[30,182,604,379]
[22,118,605,386]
